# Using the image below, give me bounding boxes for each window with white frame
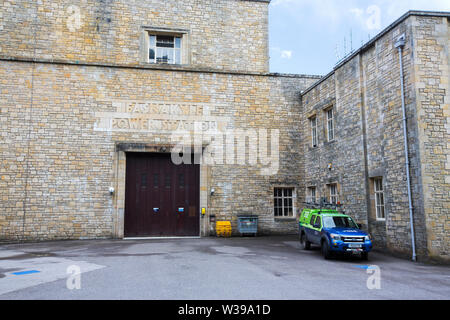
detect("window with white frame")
[326,107,335,141]
[374,178,385,220]
[149,34,182,64]
[328,183,338,204]
[307,186,317,203]
[310,116,318,147]
[274,188,294,217]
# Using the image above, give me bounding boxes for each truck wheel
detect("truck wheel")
[300,233,311,250]
[321,241,332,260]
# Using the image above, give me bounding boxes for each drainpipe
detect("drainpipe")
[395,34,417,262]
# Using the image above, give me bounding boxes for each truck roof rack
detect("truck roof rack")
[303,198,343,211]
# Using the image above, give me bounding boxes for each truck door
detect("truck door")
[310,215,322,244]
[306,215,317,243]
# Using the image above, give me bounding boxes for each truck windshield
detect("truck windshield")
[323,216,358,229]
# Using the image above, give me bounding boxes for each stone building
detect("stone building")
[0,1,448,262]
[0,0,320,241]
[301,11,450,263]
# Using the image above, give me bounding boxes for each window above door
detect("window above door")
[141,27,190,66]
[149,34,182,64]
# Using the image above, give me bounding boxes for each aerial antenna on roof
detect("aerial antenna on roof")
[335,44,340,62]
[344,36,347,56]
[350,28,353,52]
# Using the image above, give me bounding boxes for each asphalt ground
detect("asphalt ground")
[0,236,449,300]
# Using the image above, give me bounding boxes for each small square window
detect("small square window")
[149,34,182,65]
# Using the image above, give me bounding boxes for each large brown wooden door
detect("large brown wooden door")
[124,153,200,237]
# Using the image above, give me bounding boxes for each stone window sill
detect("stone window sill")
[323,140,337,146]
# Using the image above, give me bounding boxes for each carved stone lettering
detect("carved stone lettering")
[95,100,228,133]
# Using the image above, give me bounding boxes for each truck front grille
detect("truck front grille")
[342,236,365,243]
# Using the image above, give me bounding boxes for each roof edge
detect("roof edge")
[240,0,271,3]
[300,10,450,97]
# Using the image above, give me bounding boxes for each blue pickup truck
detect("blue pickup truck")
[299,207,373,260]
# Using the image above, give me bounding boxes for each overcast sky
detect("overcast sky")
[269,0,450,75]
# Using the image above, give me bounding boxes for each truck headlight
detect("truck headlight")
[365,234,372,241]
[330,234,341,241]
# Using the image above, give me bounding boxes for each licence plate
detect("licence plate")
[348,244,362,248]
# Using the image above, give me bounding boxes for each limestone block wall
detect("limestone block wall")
[411,15,450,261]
[301,61,368,228]
[359,19,428,258]
[0,0,270,73]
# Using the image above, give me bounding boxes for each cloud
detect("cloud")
[384,0,450,18]
[349,0,449,32]
[271,0,297,6]
[281,50,293,59]
[349,8,364,18]
[270,47,293,60]
[270,0,361,30]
